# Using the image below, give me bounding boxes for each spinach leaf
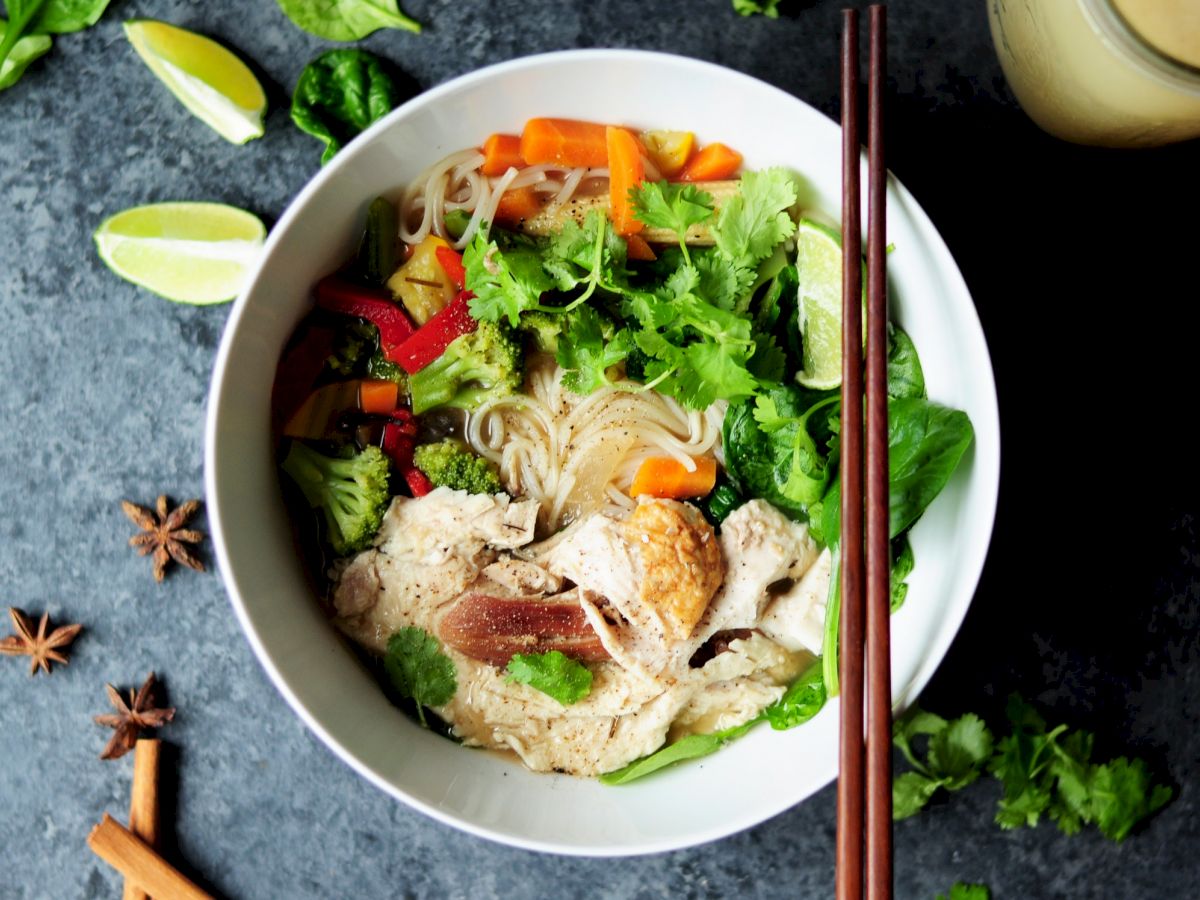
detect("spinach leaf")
[819,397,972,694]
[29,0,110,33]
[1,0,110,90]
[819,397,973,547]
[291,49,401,165]
[0,21,50,90]
[764,661,825,730]
[886,323,925,399]
[600,719,759,785]
[722,383,839,519]
[697,474,744,528]
[890,533,914,611]
[886,397,974,537]
[277,0,420,40]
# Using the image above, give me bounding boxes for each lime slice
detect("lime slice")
[95,202,265,304]
[124,20,265,145]
[793,218,862,390]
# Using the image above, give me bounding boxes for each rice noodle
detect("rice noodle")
[400,148,604,249]
[465,355,725,532]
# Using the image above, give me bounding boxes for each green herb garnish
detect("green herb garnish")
[505,651,593,706]
[384,627,456,727]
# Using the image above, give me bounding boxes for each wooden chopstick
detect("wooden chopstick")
[837,5,892,900]
[864,4,893,898]
[836,9,865,900]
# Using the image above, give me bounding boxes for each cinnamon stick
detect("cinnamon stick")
[87,814,212,900]
[124,739,161,900]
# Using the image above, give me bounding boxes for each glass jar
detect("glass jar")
[988,0,1200,147]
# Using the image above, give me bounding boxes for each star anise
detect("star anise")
[0,607,83,676]
[94,672,176,760]
[122,495,205,583]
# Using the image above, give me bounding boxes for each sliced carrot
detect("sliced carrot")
[359,379,399,415]
[630,456,718,500]
[606,126,645,237]
[625,233,656,261]
[677,142,744,182]
[521,118,609,167]
[494,185,545,226]
[481,133,524,176]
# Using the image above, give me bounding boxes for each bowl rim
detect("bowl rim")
[204,47,1001,856]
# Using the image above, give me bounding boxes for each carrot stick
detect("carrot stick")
[481,134,524,176]
[625,233,656,261]
[494,185,545,226]
[630,456,718,499]
[359,379,399,414]
[606,126,645,237]
[521,118,609,167]
[678,142,744,182]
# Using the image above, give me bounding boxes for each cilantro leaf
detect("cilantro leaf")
[631,181,714,256]
[464,229,554,326]
[384,627,456,727]
[893,771,944,821]
[712,167,798,271]
[732,0,782,17]
[1089,757,1173,842]
[891,705,994,820]
[929,713,994,789]
[556,308,632,394]
[505,650,593,705]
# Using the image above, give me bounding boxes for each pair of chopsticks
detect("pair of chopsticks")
[837,5,892,900]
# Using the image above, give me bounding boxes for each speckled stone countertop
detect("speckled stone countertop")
[1,1,1196,897]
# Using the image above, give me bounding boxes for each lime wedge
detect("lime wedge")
[95,202,265,304]
[793,218,862,390]
[124,20,265,145]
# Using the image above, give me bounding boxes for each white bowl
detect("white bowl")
[205,49,1000,856]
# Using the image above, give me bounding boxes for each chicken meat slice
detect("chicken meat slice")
[332,488,540,654]
[480,557,563,596]
[758,547,832,655]
[697,499,822,639]
[545,498,722,681]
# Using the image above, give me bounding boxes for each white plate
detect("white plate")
[205,49,1000,856]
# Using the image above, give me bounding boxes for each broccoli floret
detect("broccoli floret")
[413,439,504,494]
[409,320,523,415]
[518,308,617,355]
[517,310,566,354]
[366,347,409,390]
[280,442,391,556]
[326,321,378,376]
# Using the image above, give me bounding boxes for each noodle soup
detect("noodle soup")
[270,117,972,780]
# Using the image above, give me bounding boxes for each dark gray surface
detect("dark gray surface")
[1,1,1196,898]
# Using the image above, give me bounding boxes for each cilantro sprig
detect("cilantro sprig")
[461,168,802,412]
[384,627,457,727]
[894,696,1173,842]
[505,651,593,705]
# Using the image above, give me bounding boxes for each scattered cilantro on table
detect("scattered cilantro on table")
[937,883,991,900]
[505,651,593,706]
[384,627,456,726]
[894,695,1173,842]
[732,0,782,17]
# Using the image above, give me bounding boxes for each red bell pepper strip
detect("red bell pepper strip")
[382,410,433,497]
[435,245,467,291]
[314,276,416,362]
[395,290,478,375]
